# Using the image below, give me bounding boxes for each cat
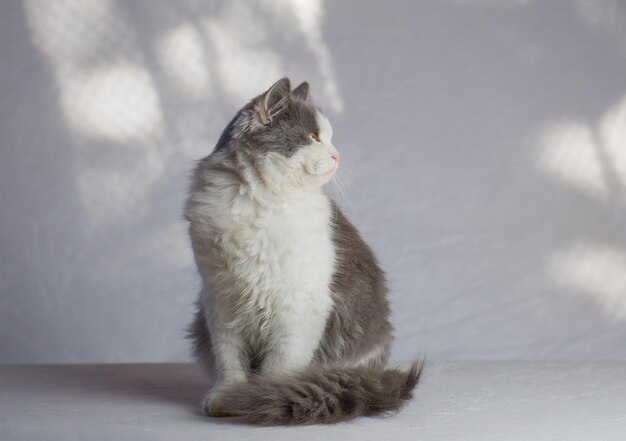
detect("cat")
[185,78,421,425]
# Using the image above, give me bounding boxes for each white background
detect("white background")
[1,0,625,363]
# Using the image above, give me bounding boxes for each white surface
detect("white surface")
[2,362,625,440]
[2,0,626,363]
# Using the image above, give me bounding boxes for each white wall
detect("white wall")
[1,0,625,363]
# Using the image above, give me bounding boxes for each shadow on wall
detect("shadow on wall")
[23,0,343,230]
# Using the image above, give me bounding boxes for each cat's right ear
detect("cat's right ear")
[252,77,291,126]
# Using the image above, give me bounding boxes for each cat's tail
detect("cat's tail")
[207,360,423,425]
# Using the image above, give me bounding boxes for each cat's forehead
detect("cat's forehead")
[315,111,333,142]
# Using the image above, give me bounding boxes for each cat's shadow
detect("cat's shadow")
[13,363,243,422]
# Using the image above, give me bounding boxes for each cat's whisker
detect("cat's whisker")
[329,177,342,210]
[335,168,366,207]
[339,174,351,200]
[336,162,356,173]
[335,168,354,189]
[331,173,348,206]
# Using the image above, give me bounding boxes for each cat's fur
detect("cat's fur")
[185,78,421,425]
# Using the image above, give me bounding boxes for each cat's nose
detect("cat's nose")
[331,152,340,162]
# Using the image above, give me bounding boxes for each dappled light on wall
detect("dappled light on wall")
[22,0,343,230]
[60,63,164,142]
[157,24,212,99]
[203,3,284,104]
[24,0,164,143]
[200,0,343,112]
[547,242,626,321]
[24,0,167,228]
[535,93,626,321]
[535,121,609,202]
[534,94,626,206]
[599,94,626,191]
[281,0,344,113]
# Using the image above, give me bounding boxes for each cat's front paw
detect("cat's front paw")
[202,390,233,417]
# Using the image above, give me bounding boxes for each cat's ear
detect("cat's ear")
[253,77,291,125]
[291,82,310,101]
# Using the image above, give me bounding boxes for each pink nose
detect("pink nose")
[331,152,340,161]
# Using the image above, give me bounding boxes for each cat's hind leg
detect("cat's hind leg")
[188,305,216,380]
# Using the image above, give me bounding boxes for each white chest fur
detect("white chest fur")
[197,180,337,354]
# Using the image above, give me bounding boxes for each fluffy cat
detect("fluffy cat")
[185,78,421,425]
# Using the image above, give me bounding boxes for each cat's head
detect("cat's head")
[216,77,339,190]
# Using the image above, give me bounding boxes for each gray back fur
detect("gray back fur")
[316,202,394,367]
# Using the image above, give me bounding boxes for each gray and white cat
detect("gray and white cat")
[185,78,420,425]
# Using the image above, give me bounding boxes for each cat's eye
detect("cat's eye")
[308,131,320,142]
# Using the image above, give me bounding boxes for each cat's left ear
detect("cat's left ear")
[254,77,291,125]
[291,82,310,101]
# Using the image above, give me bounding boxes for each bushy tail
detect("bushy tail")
[209,361,423,425]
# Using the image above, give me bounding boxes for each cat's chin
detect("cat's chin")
[307,166,337,186]
[307,162,338,177]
